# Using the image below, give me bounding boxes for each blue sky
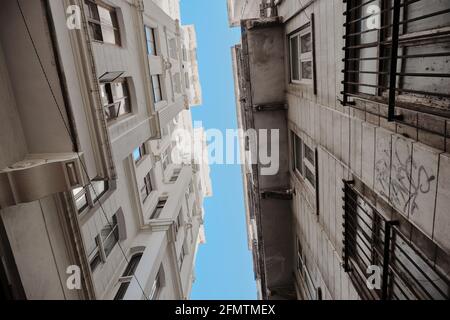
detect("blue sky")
[180,0,257,300]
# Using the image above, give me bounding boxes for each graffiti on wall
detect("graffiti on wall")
[375,137,435,216]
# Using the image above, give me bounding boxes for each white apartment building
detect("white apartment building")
[229,0,450,300]
[0,0,211,300]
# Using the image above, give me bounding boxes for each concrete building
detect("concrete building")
[0,0,210,300]
[229,0,450,300]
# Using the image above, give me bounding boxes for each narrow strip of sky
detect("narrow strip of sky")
[180,0,257,300]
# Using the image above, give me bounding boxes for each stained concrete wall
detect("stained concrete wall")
[0,0,73,155]
[280,0,450,300]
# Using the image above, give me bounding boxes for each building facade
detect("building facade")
[229,0,450,300]
[0,0,211,300]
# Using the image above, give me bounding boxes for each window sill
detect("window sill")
[91,40,122,49]
[107,113,136,128]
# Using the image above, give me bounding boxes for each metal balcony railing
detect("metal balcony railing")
[342,180,450,300]
[342,0,450,122]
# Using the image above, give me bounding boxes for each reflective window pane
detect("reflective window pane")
[301,61,312,79]
[301,33,312,53]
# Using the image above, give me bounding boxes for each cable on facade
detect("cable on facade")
[15,0,149,300]
[297,0,312,21]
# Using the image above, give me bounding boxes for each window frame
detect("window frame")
[133,143,147,164]
[88,212,121,274]
[72,179,109,215]
[169,168,181,183]
[149,267,165,300]
[84,0,121,46]
[151,75,163,103]
[178,241,188,270]
[289,26,313,85]
[175,209,183,237]
[114,252,143,300]
[141,171,154,203]
[291,131,316,190]
[101,214,119,258]
[144,25,158,56]
[150,199,167,220]
[296,236,316,300]
[100,78,131,122]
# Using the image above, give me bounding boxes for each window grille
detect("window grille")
[342,0,450,121]
[342,180,450,300]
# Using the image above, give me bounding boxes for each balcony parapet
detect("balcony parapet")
[0,153,86,208]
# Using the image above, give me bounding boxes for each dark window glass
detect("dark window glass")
[102,214,119,257]
[294,134,303,175]
[85,1,121,45]
[151,75,163,103]
[100,79,131,121]
[290,36,299,81]
[114,253,143,300]
[150,200,167,220]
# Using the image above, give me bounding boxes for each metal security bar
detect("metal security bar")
[342,0,450,121]
[342,180,450,300]
[388,227,450,300]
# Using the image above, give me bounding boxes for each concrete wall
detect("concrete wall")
[0,0,73,155]
[280,0,450,299]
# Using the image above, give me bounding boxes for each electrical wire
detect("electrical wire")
[15,0,149,300]
[297,0,312,21]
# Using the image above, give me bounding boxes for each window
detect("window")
[343,181,450,300]
[293,134,303,175]
[342,0,450,120]
[161,149,171,172]
[290,27,313,83]
[170,168,181,183]
[133,143,147,163]
[100,78,131,121]
[178,241,187,270]
[90,180,107,203]
[296,236,316,300]
[145,26,157,55]
[88,236,102,272]
[85,0,121,45]
[141,172,153,203]
[114,253,143,300]
[150,199,167,220]
[101,214,119,257]
[292,132,316,189]
[151,75,163,103]
[87,209,124,274]
[149,267,165,300]
[303,144,316,188]
[184,72,190,89]
[72,179,109,214]
[73,187,88,212]
[175,209,183,236]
